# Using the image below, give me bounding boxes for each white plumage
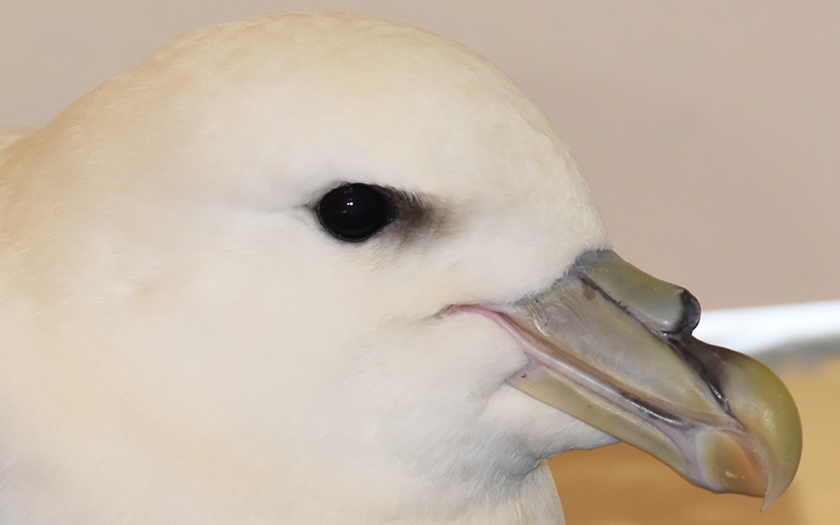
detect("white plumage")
[0,12,799,525]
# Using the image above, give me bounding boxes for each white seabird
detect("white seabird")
[0,12,801,525]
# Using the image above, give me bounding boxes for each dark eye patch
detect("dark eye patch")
[316,183,398,242]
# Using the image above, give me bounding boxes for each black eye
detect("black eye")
[316,183,398,242]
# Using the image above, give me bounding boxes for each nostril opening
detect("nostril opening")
[681,291,702,333]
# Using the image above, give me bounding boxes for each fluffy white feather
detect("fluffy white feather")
[0,13,612,524]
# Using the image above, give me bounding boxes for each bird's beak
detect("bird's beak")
[457,250,801,509]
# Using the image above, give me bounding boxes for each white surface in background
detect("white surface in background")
[695,300,840,355]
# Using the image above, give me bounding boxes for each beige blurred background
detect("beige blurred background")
[2,2,838,524]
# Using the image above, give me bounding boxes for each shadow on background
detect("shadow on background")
[549,357,840,525]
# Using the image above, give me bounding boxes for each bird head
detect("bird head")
[0,12,800,524]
